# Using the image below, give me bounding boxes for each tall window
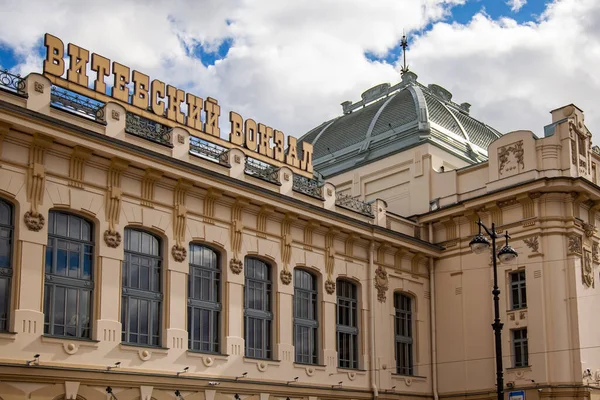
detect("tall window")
[244,258,272,359]
[294,269,318,364]
[122,229,161,346]
[512,328,529,368]
[0,199,13,332]
[188,244,221,353]
[395,293,414,375]
[510,270,527,310]
[337,279,358,369]
[44,211,93,338]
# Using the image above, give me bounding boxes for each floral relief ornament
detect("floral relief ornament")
[280,269,292,285]
[325,278,336,295]
[171,244,187,262]
[103,229,122,248]
[24,211,45,231]
[498,140,524,175]
[593,242,599,263]
[583,250,594,288]
[568,234,583,255]
[374,265,389,302]
[523,236,539,253]
[229,258,243,274]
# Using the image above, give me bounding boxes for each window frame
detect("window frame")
[293,268,318,365]
[336,279,359,369]
[43,210,94,339]
[509,270,527,310]
[187,243,222,354]
[244,257,273,359]
[512,327,529,368]
[121,228,163,347]
[0,198,14,333]
[394,292,414,376]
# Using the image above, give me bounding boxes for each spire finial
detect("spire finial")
[400,31,409,76]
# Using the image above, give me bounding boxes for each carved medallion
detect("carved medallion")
[325,278,336,295]
[593,243,599,263]
[34,82,44,93]
[171,244,187,262]
[568,234,582,255]
[583,250,594,288]
[374,266,389,303]
[103,229,122,248]
[583,223,596,238]
[523,236,539,253]
[24,211,45,231]
[230,258,243,275]
[280,269,292,285]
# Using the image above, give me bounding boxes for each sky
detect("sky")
[1,0,599,145]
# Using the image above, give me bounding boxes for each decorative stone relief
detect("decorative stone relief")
[583,222,596,238]
[324,229,337,286]
[24,210,45,232]
[523,236,539,253]
[283,173,290,181]
[203,188,222,224]
[280,213,296,285]
[327,188,332,196]
[68,146,93,188]
[325,278,336,295]
[177,134,185,144]
[138,349,152,361]
[498,140,524,176]
[230,258,243,274]
[257,361,268,372]
[568,234,583,255]
[305,366,315,376]
[230,198,247,267]
[141,168,162,207]
[171,244,187,262]
[583,249,594,288]
[280,269,292,285]
[103,229,122,248]
[593,242,599,263]
[111,109,120,121]
[34,82,44,93]
[374,266,389,303]
[202,356,214,367]
[63,342,79,355]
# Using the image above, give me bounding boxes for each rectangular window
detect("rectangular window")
[512,328,528,368]
[294,269,318,364]
[337,280,358,369]
[510,270,527,310]
[244,258,272,359]
[395,293,413,375]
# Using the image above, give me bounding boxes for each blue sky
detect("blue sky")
[1,0,599,144]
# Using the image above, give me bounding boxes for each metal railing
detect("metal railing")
[189,137,230,166]
[50,86,105,120]
[293,175,323,199]
[0,69,26,96]
[245,157,280,184]
[335,193,373,216]
[125,112,173,147]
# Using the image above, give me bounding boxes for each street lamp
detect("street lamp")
[469,219,518,400]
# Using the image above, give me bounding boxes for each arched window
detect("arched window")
[0,199,13,332]
[44,211,93,338]
[336,279,358,369]
[294,269,318,364]
[122,228,162,346]
[244,257,272,359]
[188,244,221,353]
[395,293,413,375]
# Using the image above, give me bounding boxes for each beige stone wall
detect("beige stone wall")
[0,73,437,400]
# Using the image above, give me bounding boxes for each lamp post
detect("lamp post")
[469,219,518,400]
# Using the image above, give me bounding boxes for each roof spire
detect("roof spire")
[400,31,409,76]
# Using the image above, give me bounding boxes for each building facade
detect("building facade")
[0,36,599,400]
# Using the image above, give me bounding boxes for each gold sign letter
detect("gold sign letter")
[66,43,89,86]
[186,94,203,130]
[273,130,285,162]
[43,33,65,77]
[111,62,130,103]
[258,124,274,158]
[245,119,258,151]
[204,98,220,137]
[91,53,110,94]
[132,71,150,109]
[229,111,244,146]
[151,80,166,117]
[300,142,313,173]
[166,85,185,124]
[286,136,300,168]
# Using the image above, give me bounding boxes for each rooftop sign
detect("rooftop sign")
[42,33,313,175]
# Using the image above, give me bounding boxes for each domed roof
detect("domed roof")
[299,71,502,176]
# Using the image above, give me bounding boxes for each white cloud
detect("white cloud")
[2,0,600,149]
[507,0,527,12]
